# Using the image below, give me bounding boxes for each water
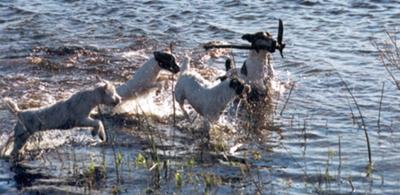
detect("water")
[1,0,400,194]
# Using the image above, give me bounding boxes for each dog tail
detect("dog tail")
[180,55,191,73]
[4,98,20,115]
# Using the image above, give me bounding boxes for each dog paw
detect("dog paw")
[98,123,106,142]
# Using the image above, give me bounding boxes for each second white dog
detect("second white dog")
[175,56,250,123]
[116,51,180,100]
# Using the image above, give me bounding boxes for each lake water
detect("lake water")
[1,0,400,194]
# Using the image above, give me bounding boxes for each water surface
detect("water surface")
[1,0,400,194]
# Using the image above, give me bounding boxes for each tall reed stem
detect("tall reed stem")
[377,82,385,131]
[337,73,372,166]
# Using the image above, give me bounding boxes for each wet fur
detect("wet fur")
[4,80,121,157]
[175,56,249,122]
[116,51,179,100]
[221,32,276,101]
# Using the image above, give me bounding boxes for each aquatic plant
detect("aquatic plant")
[373,30,400,89]
[134,153,146,167]
[175,171,182,189]
[203,173,221,193]
[336,70,373,174]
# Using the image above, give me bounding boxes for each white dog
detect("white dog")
[241,32,276,81]
[116,51,180,100]
[4,77,121,157]
[221,32,276,101]
[175,56,251,123]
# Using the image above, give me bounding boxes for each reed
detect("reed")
[172,75,177,127]
[338,136,342,193]
[135,104,162,190]
[373,30,400,89]
[377,82,385,132]
[280,82,295,116]
[345,94,357,126]
[336,72,373,169]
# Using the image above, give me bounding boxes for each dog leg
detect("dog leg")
[179,103,191,122]
[96,122,106,142]
[8,122,31,159]
[203,120,211,143]
[78,118,106,142]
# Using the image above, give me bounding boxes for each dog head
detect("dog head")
[242,32,276,53]
[154,51,180,73]
[96,76,122,106]
[229,78,251,98]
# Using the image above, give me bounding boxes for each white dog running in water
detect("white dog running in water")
[4,77,121,157]
[240,32,276,80]
[116,51,180,100]
[221,32,277,101]
[175,55,251,123]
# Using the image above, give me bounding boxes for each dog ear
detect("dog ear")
[240,61,247,76]
[104,81,111,90]
[242,34,256,43]
[95,75,107,83]
[96,75,112,89]
[153,51,161,60]
[154,51,175,62]
[243,32,272,44]
[104,80,114,92]
[225,58,232,71]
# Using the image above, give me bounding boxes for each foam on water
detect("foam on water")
[113,90,179,118]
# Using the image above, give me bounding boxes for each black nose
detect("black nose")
[173,66,180,73]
